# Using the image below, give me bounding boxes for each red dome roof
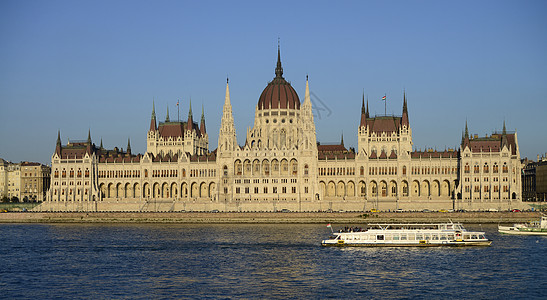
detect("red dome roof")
[257,48,300,110]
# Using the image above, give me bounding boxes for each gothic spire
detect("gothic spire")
[149,100,157,131]
[275,41,283,78]
[402,91,409,126]
[200,103,206,135]
[224,78,232,108]
[127,137,131,155]
[366,97,370,119]
[465,119,469,138]
[187,99,194,131]
[87,129,91,144]
[360,92,367,127]
[341,133,344,147]
[166,104,170,122]
[361,91,365,115]
[304,75,311,106]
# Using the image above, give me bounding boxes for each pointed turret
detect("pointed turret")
[200,104,206,135]
[275,42,283,79]
[360,91,367,127]
[218,79,237,153]
[304,75,311,107]
[127,138,132,155]
[341,133,344,147]
[501,120,508,148]
[86,129,92,154]
[366,97,370,119]
[225,77,231,107]
[462,120,470,149]
[100,138,103,149]
[187,99,194,131]
[165,105,170,122]
[402,91,409,126]
[149,101,157,132]
[55,130,62,156]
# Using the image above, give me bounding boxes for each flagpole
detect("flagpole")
[384,94,387,116]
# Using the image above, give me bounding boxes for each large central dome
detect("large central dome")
[257,48,300,110]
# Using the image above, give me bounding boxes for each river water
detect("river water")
[1,223,545,299]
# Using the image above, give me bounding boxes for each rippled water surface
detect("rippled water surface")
[1,223,545,299]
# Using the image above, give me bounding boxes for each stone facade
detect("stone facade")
[41,49,524,212]
[1,159,50,201]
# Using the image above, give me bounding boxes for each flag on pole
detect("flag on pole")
[382,95,386,101]
[177,100,179,106]
[327,223,332,228]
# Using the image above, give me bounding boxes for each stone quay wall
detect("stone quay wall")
[0,211,541,224]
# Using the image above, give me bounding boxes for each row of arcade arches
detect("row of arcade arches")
[319,180,454,198]
[99,182,216,199]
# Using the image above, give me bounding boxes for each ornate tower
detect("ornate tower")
[218,79,238,154]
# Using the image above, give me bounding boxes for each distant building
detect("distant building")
[20,162,51,202]
[522,154,547,202]
[1,159,51,202]
[42,48,524,212]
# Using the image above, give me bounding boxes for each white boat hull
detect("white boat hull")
[321,240,492,247]
[498,226,547,235]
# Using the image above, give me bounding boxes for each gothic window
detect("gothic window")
[483,163,489,173]
[503,163,508,173]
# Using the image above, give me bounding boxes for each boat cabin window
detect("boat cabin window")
[400,234,407,240]
[480,234,486,239]
[377,235,384,241]
[440,235,447,240]
[471,235,478,239]
[448,234,455,240]
[432,234,439,240]
[416,234,423,240]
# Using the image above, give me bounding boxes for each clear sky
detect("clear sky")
[1,0,546,165]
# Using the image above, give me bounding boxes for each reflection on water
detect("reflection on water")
[1,223,546,299]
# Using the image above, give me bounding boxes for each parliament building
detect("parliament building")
[43,49,524,212]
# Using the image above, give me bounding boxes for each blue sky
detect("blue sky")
[1,0,546,165]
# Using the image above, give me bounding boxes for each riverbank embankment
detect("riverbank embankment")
[0,211,541,224]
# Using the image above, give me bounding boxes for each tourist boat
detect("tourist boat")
[321,222,491,247]
[498,214,547,235]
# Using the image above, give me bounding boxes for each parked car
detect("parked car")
[511,209,521,212]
